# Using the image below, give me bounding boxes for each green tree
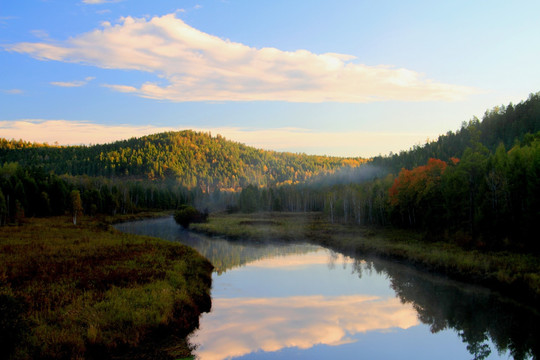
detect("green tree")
[14,200,25,225]
[48,175,68,215]
[0,189,7,226]
[459,144,489,238]
[238,185,260,213]
[37,191,51,217]
[480,143,510,244]
[70,190,83,225]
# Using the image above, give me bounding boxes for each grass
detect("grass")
[0,215,213,360]
[100,210,175,224]
[192,211,540,304]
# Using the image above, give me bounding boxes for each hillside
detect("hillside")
[0,130,366,191]
[225,93,540,253]
[371,92,540,172]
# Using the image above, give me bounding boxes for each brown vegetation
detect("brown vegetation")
[0,216,212,359]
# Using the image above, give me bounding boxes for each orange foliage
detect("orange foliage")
[389,158,448,207]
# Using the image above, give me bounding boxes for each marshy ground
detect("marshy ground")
[0,215,212,360]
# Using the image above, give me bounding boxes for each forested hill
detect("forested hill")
[371,92,540,172]
[0,130,366,191]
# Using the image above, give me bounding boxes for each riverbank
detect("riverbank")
[0,215,213,360]
[191,212,540,305]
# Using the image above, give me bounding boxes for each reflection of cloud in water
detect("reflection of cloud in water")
[248,249,356,269]
[192,295,418,360]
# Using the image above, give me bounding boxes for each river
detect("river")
[115,217,539,360]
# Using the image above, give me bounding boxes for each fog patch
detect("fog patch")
[309,164,388,187]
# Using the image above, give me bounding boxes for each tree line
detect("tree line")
[0,130,366,192]
[234,132,539,252]
[232,92,540,254]
[371,92,540,173]
[388,136,539,251]
[1,92,539,253]
[0,163,194,225]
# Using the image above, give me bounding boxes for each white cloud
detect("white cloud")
[1,89,23,95]
[50,76,95,87]
[30,30,50,40]
[0,120,174,145]
[193,294,418,360]
[215,127,436,156]
[0,120,436,157]
[102,84,137,93]
[6,13,475,103]
[0,16,18,25]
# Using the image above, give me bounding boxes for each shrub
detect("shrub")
[174,205,208,229]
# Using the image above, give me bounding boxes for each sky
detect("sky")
[1,0,539,157]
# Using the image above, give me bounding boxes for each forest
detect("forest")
[0,164,191,225]
[1,93,539,253]
[0,130,365,190]
[371,92,540,172]
[0,130,364,224]
[233,93,540,252]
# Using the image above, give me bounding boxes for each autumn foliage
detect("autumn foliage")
[387,136,540,252]
[389,158,448,206]
[388,158,448,230]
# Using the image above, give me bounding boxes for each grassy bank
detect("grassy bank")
[0,215,213,360]
[100,210,175,224]
[192,212,540,304]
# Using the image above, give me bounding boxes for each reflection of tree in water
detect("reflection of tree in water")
[115,217,320,274]
[350,257,539,360]
[117,218,539,359]
[176,232,320,274]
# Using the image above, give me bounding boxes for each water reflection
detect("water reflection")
[373,258,540,360]
[115,217,320,273]
[116,218,539,360]
[194,295,418,360]
[247,251,355,269]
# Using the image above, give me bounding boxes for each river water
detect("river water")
[115,217,539,360]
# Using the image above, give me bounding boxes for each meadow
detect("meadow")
[0,214,212,360]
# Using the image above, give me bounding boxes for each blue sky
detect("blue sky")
[1,0,539,157]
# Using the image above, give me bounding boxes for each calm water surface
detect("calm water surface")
[116,217,539,360]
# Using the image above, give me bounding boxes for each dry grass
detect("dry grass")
[0,216,212,359]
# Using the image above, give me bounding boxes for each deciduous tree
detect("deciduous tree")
[70,190,83,225]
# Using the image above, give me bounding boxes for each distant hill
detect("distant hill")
[2,93,538,191]
[371,92,540,172]
[0,130,366,191]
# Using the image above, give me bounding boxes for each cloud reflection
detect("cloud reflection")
[192,294,418,360]
[248,250,355,269]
